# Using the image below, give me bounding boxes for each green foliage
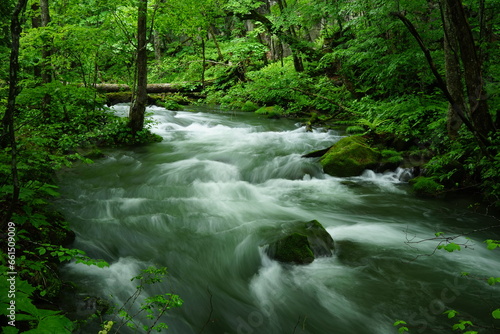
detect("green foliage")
[0,268,75,333]
[255,105,284,118]
[409,176,444,197]
[487,277,500,286]
[393,320,409,333]
[109,266,183,333]
[484,239,500,250]
[444,310,458,319]
[241,100,259,112]
[452,320,474,331]
[437,242,461,253]
[345,125,365,134]
[381,150,403,164]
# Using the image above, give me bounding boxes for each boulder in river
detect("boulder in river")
[266,220,334,265]
[319,136,380,177]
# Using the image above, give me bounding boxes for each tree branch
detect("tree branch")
[390,11,492,152]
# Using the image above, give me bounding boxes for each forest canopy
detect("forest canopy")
[0,0,499,332]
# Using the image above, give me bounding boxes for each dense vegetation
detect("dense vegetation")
[1,0,499,333]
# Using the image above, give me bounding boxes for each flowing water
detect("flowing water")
[58,105,499,334]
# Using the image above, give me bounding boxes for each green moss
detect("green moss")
[272,233,314,264]
[241,100,259,112]
[320,136,381,177]
[409,176,444,197]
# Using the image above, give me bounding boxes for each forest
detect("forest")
[1,0,499,333]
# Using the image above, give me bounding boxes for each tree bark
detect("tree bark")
[444,0,495,135]
[441,0,465,138]
[153,29,162,62]
[129,0,148,134]
[1,0,29,225]
[390,11,491,151]
[40,0,51,84]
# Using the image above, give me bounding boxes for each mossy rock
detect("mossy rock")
[267,233,314,264]
[409,176,444,197]
[266,220,334,265]
[255,106,282,118]
[319,136,381,177]
[241,101,259,112]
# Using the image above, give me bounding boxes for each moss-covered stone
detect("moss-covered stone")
[319,136,381,177]
[304,220,335,257]
[267,233,315,264]
[409,176,444,197]
[266,220,334,265]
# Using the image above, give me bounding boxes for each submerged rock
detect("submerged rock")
[266,220,334,265]
[319,136,380,177]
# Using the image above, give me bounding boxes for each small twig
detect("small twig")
[292,316,301,334]
[199,287,214,334]
[403,223,500,262]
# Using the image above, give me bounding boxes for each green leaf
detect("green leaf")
[487,277,500,286]
[443,243,461,252]
[444,310,458,318]
[435,232,444,237]
[393,320,407,326]
[452,320,473,330]
[1,326,19,334]
[484,239,499,250]
[492,309,500,319]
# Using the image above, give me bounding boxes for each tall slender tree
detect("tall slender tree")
[129,0,148,134]
[1,0,29,224]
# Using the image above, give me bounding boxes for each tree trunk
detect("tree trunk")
[129,0,148,134]
[153,29,162,62]
[391,11,491,151]
[444,0,495,135]
[209,25,224,61]
[1,0,29,225]
[39,0,52,119]
[201,37,206,88]
[40,0,52,84]
[441,0,465,138]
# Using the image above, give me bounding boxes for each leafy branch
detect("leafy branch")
[403,223,500,262]
[106,266,183,334]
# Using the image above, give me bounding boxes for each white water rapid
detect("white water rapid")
[57,105,500,334]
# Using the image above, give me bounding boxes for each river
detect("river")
[57,105,499,334]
